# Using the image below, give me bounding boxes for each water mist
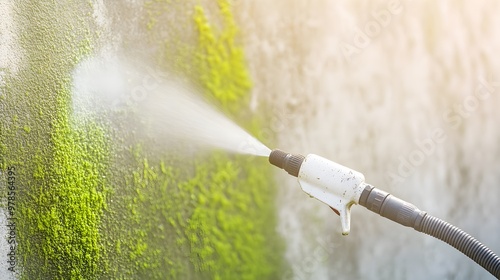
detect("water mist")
[71,54,270,157]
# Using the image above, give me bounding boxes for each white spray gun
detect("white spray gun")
[268,149,500,277]
[269,149,364,235]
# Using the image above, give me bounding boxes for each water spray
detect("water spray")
[269,149,500,278]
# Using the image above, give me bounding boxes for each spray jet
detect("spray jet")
[269,149,500,278]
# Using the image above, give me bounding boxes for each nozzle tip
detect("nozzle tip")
[269,149,288,168]
[269,149,305,177]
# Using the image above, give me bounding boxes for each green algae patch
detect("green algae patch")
[138,1,286,279]
[21,113,110,279]
[185,154,281,279]
[186,6,285,277]
[101,146,282,279]
[0,1,110,279]
[193,1,253,113]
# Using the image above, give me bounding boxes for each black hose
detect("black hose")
[359,185,500,278]
[415,214,500,279]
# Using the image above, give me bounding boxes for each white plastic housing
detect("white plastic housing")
[297,154,366,235]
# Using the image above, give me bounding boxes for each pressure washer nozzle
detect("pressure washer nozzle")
[269,149,305,177]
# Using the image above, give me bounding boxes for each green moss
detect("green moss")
[189,5,284,277]
[102,148,282,279]
[192,1,252,113]
[136,1,285,279]
[184,155,280,279]
[0,1,110,279]
[30,115,110,278]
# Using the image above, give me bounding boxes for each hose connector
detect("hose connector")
[359,184,426,228]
